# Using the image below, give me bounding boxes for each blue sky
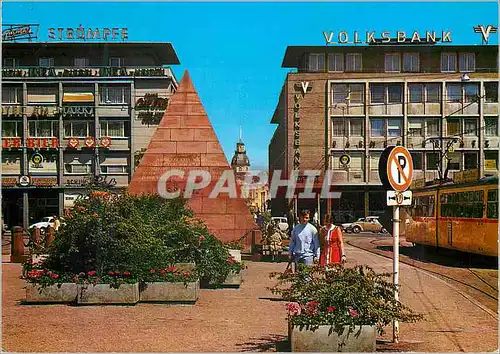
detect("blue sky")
[3,1,498,170]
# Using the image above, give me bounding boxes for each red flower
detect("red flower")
[123,271,131,276]
[327,306,336,313]
[305,301,319,315]
[108,271,114,276]
[167,266,176,273]
[149,269,156,273]
[348,308,358,317]
[199,236,205,241]
[183,271,191,276]
[160,269,167,275]
[50,273,59,279]
[114,271,121,276]
[226,257,235,264]
[87,271,97,276]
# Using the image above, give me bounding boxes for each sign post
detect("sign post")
[378,146,413,344]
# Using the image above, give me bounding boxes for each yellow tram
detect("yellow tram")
[405,176,498,257]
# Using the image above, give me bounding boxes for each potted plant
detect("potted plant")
[139,265,199,303]
[224,239,244,262]
[269,264,423,352]
[222,255,246,287]
[23,260,77,303]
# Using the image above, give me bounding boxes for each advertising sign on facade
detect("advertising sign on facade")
[48,26,128,41]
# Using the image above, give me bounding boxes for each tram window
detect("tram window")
[487,189,498,219]
[412,195,435,217]
[440,191,483,218]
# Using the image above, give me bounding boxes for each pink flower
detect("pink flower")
[50,273,59,279]
[348,308,358,317]
[167,266,176,273]
[108,271,114,276]
[79,272,86,277]
[160,269,167,275]
[87,271,97,276]
[199,236,205,241]
[285,302,301,316]
[306,301,319,315]
[149,269,156,273]
[123,271,131,276]
[327,306,336,313]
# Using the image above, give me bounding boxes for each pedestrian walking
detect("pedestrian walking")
[288,209,320,269]
[319,214,346,266]
[53,216,61,231]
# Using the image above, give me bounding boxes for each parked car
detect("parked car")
[29,216,56,234]
[341,216,388,234]
[271,217,289,232]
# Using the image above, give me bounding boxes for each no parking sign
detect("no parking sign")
[378,146,413,192]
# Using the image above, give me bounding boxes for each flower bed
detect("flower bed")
[139,265,199,303]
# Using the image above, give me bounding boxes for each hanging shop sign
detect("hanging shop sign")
[61,106,94,117]
[18,175,31,187]
[323,30,452,45]
[48,26,128,41]
[67,137,112,148]
[30,152,44,168]
[2,24,39,42]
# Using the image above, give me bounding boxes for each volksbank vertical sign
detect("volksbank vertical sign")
[323,30,452,45]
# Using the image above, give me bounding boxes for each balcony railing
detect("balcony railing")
[2,66,175,79]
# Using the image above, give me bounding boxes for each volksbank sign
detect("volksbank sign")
[323,30,452,45]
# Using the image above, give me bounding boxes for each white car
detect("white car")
[29,216,55,234]
[271,217,289,232]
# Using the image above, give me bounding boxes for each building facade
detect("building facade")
[269,42,498,222]
[1,42,179,230]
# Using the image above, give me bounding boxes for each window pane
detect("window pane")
[485,151,498,170]
[447,119,460,135]
[350,156,363,170]
[459,53,475,72]
[464,152,478,170]
[328,54,343,72]
[349,84,364,103]
[346,53,361,72]
[411,152,423,170]
[447,84,461,103]
[350,119,364,136]
[408,119,423,136]
[426,84,441,103]
[388,119,402,137]
[73,122,88,137]
[2,87,18,103]
[385,54,400,72]
[370,119,384,137]
[441,53,456,72]
[371,85,384,103]
[403,53,419,72]
[2,122,17,137]
[427,119,440,135]
[464,119,477,136]
[426,152,439,170]
[446,152,460,170]
[370,155,380,170]
[332,84,347,103]
[74,58,89,68]
[332,120,345,136]
[107,121,124,137]
[485,117,499,136]
[485,82,498,103]
[64,122,71,137]
[464,84,479,103]
[409,84,423,103]
[388,85,402,103]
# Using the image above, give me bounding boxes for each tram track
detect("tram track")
[347,236,498,313]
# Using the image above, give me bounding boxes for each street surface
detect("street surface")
[1,233,498,352]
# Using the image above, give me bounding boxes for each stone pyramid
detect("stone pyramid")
[128,71,257,246]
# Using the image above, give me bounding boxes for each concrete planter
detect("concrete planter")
[228,249,242,263]
[222,271,242,287]
[139,280,200,303]
[289,323,376,352]
[77,283,139,305]
[25,283,78,303]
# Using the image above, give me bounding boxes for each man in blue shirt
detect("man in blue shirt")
[289,209,320,267]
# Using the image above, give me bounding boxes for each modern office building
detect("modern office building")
[1,42,180,230]
[269,39,498,221]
